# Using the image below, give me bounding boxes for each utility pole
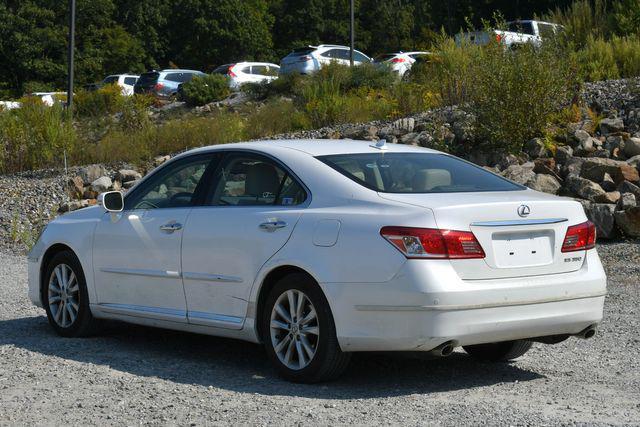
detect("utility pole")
[67,0,76,111]
[350,0,355,66]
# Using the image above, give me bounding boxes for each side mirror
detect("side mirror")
[99,191,124,212]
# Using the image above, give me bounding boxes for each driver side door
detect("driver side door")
[92,153,219,322]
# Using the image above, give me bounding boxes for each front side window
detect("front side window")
[508,21,535,35]
[124,77,137,85]
[210,154,306,206]
[125,155,215,210]
[103,76,118,84]
[353,51,369,62]
[537,23,556,39]
[318,153,524,193]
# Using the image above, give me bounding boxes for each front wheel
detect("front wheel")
[43,250,99,337]
[463,340,533,362]
[262,273,351,383]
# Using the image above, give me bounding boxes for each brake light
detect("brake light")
[228,64,237,78]
[390,57,406,63]
[298,55,312,62]
[496,34,503,43]
[380,226,485,259]
[154,83,164,91]
[561,221,596,252]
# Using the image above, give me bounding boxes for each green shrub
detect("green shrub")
[74,84,126,118]
[544,0,611,49]
[180,74,231,106]
[245,100,310,138]
[611,35,640,78]
[0,98,77,173]
[465,42,578,153]
[576,36,620,81]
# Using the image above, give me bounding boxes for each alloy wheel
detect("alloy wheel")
[269,289,320,370]
[48,264,80,328]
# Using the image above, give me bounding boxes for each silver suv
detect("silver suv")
[134,69,205,99]
[279,44,371,75]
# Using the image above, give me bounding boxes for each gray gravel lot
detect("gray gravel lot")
[0,242,639,426]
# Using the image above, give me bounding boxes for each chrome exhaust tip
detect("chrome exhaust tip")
[431,340,457,357]
[576,325,597,339]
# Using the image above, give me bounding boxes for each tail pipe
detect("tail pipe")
[575,324,597,340]
[431,340,457,357]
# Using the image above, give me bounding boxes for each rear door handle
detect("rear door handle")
[160,222,183,232]
[259,220,287,232]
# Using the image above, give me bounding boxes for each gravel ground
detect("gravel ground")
[0,242,638,426]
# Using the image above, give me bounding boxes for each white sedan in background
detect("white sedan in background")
[374,51,431,76]
[28,139,606,383]
[212,62,279,89]
[102,74,140,96]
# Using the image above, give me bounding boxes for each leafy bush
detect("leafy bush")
[545,0,611,49]
[576,36,620,81]
[245,100,310,138]
[180,74,231,106]
[0,98,77,173]
[465,43,578,153]
[74,84,126,117]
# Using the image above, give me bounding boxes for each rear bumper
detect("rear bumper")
[321,249,606,352]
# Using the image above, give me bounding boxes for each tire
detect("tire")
[463,340,533,362]
[262,273,351,383]
[43,250,99,337]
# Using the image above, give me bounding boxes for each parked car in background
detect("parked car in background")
[0,101,21,110]
[374,51,431,77]
[29,92,67,106]
[28,139,606,383]
[102,74,140,96]
[279,45,371,75]
[134,69,206,99]
[212,62,280,89]
[456,20,562,49]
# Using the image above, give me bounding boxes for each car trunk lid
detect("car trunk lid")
[379,191,588,280]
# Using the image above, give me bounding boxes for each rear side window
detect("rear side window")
[353,51,369,62]
[165,73,184,82]
[124,77,137,85]
[137,72,159,85]
[508,21,535,35]
[317,153,524,193]
[210,154,307,206]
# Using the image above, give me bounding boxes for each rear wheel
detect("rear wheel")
[262,273,351,383]
[463,340,533,362]
[43,250,99,337]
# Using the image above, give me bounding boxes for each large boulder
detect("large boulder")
[599,117,625,135]
[502,163,535,186]
[91,176,113,193]
[619,181,640,199]
[617,192,637,211]
[627,154,640,169]
[579,201,617,239]
[580,158,639,184]
[527,174,561,194]
[561,157,585,178]
[566,176,606,202]
[78,165,108,185]
[555,145,573,164]
[116,169,142,183]
[524,138,547,159]
[67,175,84,199]
[614,207,640,237]
[392,117,415,133]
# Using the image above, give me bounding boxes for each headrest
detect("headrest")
[412,169,452,191]
[245,163,280,197]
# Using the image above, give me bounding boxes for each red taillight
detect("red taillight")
[228,64,237,78]
[298,55,312,62]
[380,226,485,259]
[496,34,503,43]
[562,221,596,252]
[154,83,164,91]
[390,57,406,63]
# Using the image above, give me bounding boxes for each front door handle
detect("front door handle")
[259,220,287,232]
[160,222,183,232]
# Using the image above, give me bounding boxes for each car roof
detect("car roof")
[386,51,431,56]
[186,139,440,158]
[159,69,204,73]
[233,62,280,67]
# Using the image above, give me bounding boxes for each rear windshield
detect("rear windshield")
[287,47,314,57]
[213,64,233,74]
[137,72,159,85]
[374,54,396,62]
[317,153,524,193]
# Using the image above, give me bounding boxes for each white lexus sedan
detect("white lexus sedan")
[28,139,606,383]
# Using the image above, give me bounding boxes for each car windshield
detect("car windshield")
[374,54,396,63]
[317,153,524,193]
[507,21,535,35]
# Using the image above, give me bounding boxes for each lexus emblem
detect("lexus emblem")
[517,205,531,217]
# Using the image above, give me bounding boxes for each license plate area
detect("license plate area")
[491,230,554,268]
